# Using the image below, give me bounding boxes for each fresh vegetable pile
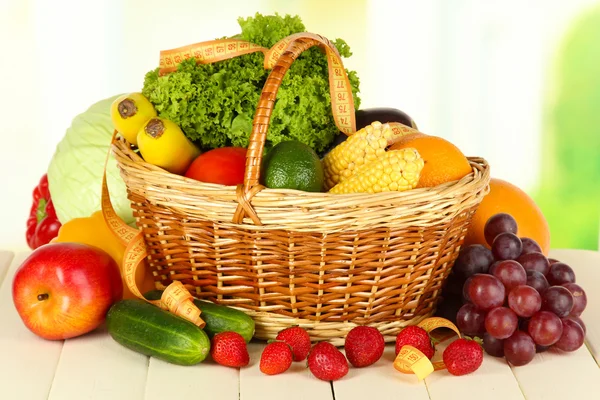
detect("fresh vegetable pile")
[107,12,469,195]
[14,9,587,384]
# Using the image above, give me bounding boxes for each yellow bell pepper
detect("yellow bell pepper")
[52,210,155,299]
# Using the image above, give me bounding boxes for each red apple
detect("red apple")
[12,242,123,340]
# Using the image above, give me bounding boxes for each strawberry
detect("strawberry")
[442,338,483,376]
[210,331,250,368]
[276,326,311,361]
[307,342,349,381]
[260,341,293,375]
[344,326,385,368]
[395,326,435,359]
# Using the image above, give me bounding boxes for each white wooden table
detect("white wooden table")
[0,249,598,400]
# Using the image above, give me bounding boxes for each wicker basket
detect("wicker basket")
[112,34,491,345]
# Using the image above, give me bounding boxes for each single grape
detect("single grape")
[517,252,550,276]
[541,286,574,318]
[561,283,587,316]
[527,311,563,346]
[526,270,549,294]
[483,332,504,357]
[484,213,518,246]
[508,285,542,317]
[492,233,522,261]
[453,244,494,280]
[488,261,501,275]
[504,331,536,366]
[520,237,542,255]
[467,274,506,311]
[564,315,586,335]
[456,303,487,336]
[485,307,518,339]
[493,260,527,292]
[462,276,473,303]
[547,262,576,286]
[553,319,585,352]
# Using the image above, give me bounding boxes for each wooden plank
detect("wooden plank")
[510,345,600,400]
[550,249,600,365]
[333,345,430,400]
[0,251,64,400]
[48,325,148,400]
[425,338,525,400]
[0,250,14,286]
[145,356,239,400]
[240,342,333,400]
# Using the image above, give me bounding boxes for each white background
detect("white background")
[0,0,597,250]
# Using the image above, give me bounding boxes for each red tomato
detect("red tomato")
[185,147,247,186]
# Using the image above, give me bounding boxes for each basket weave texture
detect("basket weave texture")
[112,34,491,345]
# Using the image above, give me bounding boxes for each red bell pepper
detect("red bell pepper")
[26,174,62,249]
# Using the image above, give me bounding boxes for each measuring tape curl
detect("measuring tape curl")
[393,317,462,380]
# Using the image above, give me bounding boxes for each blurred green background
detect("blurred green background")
[536,4,600,250]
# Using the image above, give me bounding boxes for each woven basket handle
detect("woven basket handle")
[233,33,356,224]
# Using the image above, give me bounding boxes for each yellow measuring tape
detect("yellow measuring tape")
[393,317,462,380]
[101,135,204,327]
[265,32,357,134]
[159,39,267,74]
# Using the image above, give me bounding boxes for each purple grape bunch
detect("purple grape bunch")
[435,212,587,367]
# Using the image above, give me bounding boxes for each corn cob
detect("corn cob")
[322,121,397,190]
[328,148,424,194]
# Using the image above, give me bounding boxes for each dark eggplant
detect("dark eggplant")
[356,107,417,130]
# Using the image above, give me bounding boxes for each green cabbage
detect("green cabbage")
[47,95,135,225]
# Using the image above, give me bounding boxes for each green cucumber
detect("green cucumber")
[144,290,255,343]
[106,299,210,366]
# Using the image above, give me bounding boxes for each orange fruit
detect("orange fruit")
[389,133,472,188]
[464,178,551,255]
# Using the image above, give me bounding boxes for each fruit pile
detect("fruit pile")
[11,240,482,379]
[438,212,587,366]
[233,324,483,379]
[114,13,473,195]
[15,10,593,386]
[10,236,587,380]
[208,325,380,380]
[111,90,471,196]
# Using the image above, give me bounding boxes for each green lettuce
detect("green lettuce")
[142,13,361,154]
[47,95,135,225]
